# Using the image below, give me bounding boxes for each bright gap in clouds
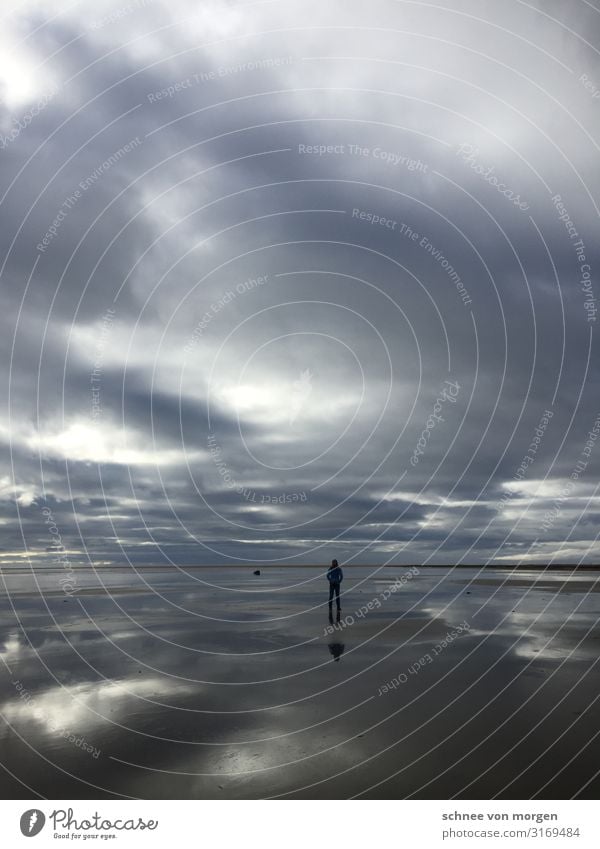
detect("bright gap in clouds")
[4,421,202,467]
[216,380,360,427]
[0,36,37,107]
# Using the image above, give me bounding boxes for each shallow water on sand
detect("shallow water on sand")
[1,566,599,798]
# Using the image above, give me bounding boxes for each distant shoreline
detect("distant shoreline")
[2,563,600,571]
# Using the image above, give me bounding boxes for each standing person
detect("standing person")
[327,558,343,615]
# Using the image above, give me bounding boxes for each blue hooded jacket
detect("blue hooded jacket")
[327,564,343,584]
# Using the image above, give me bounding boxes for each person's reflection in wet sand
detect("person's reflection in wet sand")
[328,641,345,662]
[328,608,342,626]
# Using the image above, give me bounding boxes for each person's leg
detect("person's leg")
[329,582,334,609]
[335,582,341,611]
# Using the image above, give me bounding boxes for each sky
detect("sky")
[1,0,599,567]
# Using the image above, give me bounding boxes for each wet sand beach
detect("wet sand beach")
[1,566,599,799]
